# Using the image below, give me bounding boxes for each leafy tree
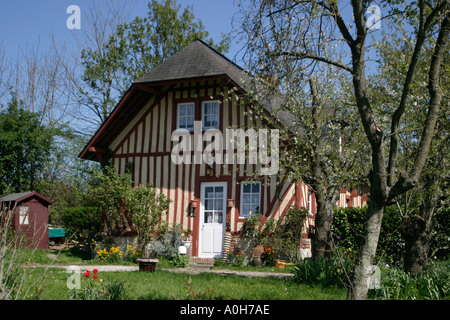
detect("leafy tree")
[80,0,230,124]
[126,184,171,250]
[369,25,449,274]
[333,206,404,266]
[89,166,170,249]
[0,96,56,194]
[243,65,368,261]
[238,0,449,299]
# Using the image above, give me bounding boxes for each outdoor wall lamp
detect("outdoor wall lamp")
[190,199,198,218]
[206,165,213,176]
[227,199,234,208]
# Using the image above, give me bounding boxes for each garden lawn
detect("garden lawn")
[20,268,347,300]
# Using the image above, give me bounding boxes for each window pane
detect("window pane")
[205,187,214,198]
[252,194,259,204]
[242,205,250,217]
[243,194,251,203]
[215,187,223,198]
[186,118,194,129]
[252,183,260,193]
[19,206,29,225]
[215,212,223,224]
[215,199,223,210]
[205,199,213,210]
[205,212,213,223]
[202,101,219,129]
[203,116,211,127]
[243,184,251,193]
[178,103,194,129]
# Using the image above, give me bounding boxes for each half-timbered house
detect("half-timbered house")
[79,39,366,260]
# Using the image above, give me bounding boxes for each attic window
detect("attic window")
[202,101,220,130]
[177,102,195,131]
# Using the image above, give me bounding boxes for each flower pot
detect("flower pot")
[253,257,263,266]
[252,244,264,258]
[137,258,159,272]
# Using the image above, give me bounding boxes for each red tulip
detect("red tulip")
[93,269,99,274]
[84,270,90,278]
[93,274,98,279]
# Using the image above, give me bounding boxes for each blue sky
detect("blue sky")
[0,0,241,61]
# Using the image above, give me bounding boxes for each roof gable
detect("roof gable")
[79,40,253,161]
[134,39,251,89]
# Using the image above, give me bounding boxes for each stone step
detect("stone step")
[191,257,215,269]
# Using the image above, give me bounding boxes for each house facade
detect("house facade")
[79,40,365,259]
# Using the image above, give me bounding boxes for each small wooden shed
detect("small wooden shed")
[0,191,53,250]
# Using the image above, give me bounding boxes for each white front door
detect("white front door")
[199,182,227,258]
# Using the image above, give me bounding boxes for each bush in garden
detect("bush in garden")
[95,243,123,263]
[171,253,190,268]
[261,245,275,267]
[368,260,450,300]
[89,166,170,244]
[125,244,142,262]
[293,255,353,288]
[148,225,183,259]
[223,247,247,267]
[60,206,102,242]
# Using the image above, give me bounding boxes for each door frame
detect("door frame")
[198,181,227,258]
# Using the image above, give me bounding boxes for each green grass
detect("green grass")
[21,247,93,265]
[16,249,344,300]
[212,264,296,274]
[19,267,347,300]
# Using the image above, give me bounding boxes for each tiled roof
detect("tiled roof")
[134,39,251,90]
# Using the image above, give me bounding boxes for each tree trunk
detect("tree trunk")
[403,175,437,274]
[349,143,387,300]
[403,216,432,274]
[348,199,384,300]
[312,185,338,260]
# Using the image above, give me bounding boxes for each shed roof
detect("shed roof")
[0,191,53,206]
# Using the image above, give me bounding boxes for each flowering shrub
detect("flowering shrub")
[69,269,126,300]
[95,244,123,263]
[261,245,275,266]
[126,244,142,262]
[224,247,247,267]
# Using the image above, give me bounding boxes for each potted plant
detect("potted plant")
[252,243,265,266]
[244,211,275,266]
[178,228,192,256]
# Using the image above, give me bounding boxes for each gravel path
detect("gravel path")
[48,265,294,279]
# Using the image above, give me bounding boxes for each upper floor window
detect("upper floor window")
[177,102,195,131]
[202,101,220,130]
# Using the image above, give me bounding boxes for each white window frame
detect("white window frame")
[240,181,261,219]
[201,100,220,130]
[177,102,195,131]
[19,205,29,225]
